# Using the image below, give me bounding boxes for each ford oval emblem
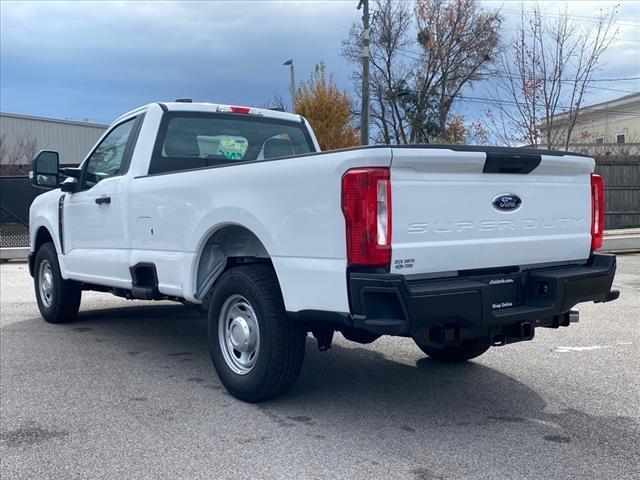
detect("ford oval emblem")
[492,193,522,212]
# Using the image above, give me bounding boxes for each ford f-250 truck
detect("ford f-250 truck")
[29,101,619,402]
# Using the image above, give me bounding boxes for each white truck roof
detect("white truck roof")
[113,101,302,125]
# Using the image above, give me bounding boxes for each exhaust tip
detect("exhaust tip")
[569,309,579,323]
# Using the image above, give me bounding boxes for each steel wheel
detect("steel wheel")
[33,242,81,324]
[207,265,306,401]
[218,294,260,375]
[38,259,54,308]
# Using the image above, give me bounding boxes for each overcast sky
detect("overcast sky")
[1,0,639,125]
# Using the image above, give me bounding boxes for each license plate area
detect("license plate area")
[484,277,522,310]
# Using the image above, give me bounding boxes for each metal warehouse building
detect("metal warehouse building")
[0,112,108,173]
[0,113,108,251]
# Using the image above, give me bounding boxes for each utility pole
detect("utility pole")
[283,59,296,113]
[357,0,370,145]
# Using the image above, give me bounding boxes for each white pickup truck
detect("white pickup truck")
[29,101,619,401]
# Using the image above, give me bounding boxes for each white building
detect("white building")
[540,92,640,156]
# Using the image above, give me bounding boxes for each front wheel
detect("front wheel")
[34,242,82,323]
[416,339,490,363]
[207,264,306,402]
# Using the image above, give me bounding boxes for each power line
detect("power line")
[481,71,638,94]
[394,49,640,92]
[390,83,640,116]
[499,7,640,27]
[455,95,640,117]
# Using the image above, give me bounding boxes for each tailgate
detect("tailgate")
[390,148,595,276]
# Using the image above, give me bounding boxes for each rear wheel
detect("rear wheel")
[207,264,306,402]
[416,339,490,363]
[34,242,81,323]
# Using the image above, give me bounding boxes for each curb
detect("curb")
[602,228,640,254]
[0,247,29,262]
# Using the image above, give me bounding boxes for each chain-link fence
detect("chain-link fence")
[0,221,29,248]
[0,176,42,248]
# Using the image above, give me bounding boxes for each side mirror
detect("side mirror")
[31,150,60,188]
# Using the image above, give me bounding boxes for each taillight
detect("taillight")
[591,173,604,251]
[341,168,392,268]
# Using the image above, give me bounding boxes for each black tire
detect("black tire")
[417,339,490,363]
[206,264,306,402]
[33,242,82,324]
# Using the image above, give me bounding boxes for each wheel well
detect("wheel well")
[29,227,55,277]
[195,225,271,300]
[34,227,55,252]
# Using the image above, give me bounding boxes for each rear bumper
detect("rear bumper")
[348,253,618,346]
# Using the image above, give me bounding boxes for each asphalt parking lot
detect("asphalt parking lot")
[1,256,639,480]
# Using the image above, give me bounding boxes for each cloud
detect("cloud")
[1,0,358,122]
[1,0,638,125]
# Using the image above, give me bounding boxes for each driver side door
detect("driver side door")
[63,115,141,287]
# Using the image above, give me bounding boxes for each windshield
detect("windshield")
[149,112,314,175]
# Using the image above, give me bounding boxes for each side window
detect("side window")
[82,118,136,189]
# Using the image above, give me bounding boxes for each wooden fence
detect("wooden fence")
[594,156,640,230]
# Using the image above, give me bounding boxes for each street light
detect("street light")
[283,59,296,113]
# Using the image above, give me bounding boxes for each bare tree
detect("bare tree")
[487,3,618,149]
[0,131,8,163]
[343,0,412,144]
[343,0,501,144]
[262,94,289,112]
[0,131,39,166]
[20,134,38,164]
[411,0,501,141]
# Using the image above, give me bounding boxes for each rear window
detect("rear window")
[149,113,314,175]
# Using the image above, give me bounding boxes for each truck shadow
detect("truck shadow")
[7,301,638,465]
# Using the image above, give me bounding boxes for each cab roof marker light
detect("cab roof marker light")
[216,105,261,115]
